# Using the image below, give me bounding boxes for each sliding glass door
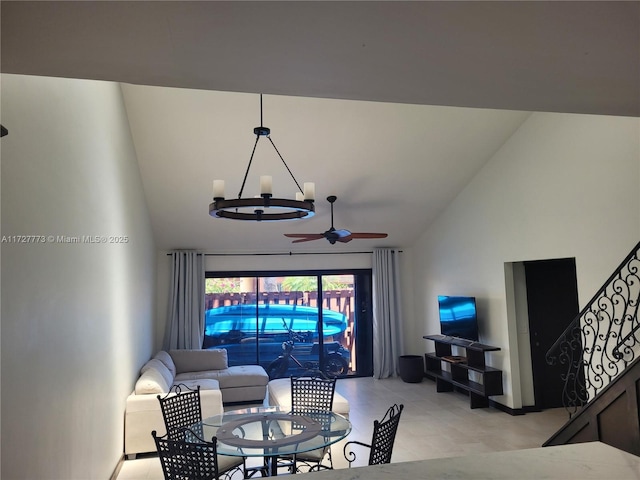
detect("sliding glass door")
[204,270,373,379]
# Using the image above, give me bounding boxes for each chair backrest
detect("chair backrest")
[290,375,336,413]
[368,403,404,465]
[152,428,219,480]
[157,384,203,440]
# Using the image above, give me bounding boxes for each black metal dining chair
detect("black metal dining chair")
[291,375,337,412]
[280,375,337,473]
[156,384,244,478]
[153,428,230,480]
[157,384,204,439]
[343,403,404,467]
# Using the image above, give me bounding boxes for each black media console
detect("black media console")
[423,334,503,409]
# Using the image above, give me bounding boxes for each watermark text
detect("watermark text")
[1,235,129,244]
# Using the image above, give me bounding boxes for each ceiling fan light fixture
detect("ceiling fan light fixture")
[209,94,315,222]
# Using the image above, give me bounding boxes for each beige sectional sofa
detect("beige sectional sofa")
[124,349,269,458]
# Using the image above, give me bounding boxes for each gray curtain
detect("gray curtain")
[164,251,205,350]
[372,248,405,379]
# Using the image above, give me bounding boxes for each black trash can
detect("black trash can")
[399,355,424,383]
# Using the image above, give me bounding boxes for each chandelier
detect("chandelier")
[209,95,315,221]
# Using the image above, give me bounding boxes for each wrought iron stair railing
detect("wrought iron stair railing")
[545,240,640,417]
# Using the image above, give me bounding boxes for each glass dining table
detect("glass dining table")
[193,405,352,477]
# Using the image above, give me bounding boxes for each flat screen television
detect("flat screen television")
[438,295,479,341]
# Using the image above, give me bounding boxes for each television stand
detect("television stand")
[423,334,503,409]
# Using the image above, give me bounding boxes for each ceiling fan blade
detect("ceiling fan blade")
[291,236,324,243]
[284,233,325,243]
[284,233,324,239]
[349,233,389,239]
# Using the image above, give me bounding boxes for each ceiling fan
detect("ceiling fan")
[284,195,389,244]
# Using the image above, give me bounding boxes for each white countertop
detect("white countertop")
[296,442,640,479]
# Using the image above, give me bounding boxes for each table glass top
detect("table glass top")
[195,406,352,457]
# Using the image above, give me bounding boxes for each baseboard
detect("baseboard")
[489,400,543,416]
[109,453,125,480]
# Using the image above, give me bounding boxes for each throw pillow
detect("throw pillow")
[154,350,177,377]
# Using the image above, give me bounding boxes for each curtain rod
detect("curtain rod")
[166,250,402,257]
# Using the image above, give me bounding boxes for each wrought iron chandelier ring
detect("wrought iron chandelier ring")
[209,95,315,222]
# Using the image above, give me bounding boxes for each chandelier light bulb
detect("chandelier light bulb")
[303,182,315,201]
[260,175,273,196]
[213,180,225,200]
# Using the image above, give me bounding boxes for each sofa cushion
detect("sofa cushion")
[154,350,176,377]
[135,365,171,394]
[211,365,269,389]
[175,365,268,388]
[170,349,228,373]
[174,371,220,382]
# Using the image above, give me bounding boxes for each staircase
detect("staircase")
[543,241,640,455]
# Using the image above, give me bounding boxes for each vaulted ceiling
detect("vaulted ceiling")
[2,1,638,253]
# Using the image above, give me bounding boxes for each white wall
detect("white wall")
[1,75,156,479]
[410,112,639,409]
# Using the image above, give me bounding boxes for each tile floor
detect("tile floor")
[115,376,568,479]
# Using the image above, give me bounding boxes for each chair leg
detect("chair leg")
[243,460,269,478]
[297,448,333,473]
